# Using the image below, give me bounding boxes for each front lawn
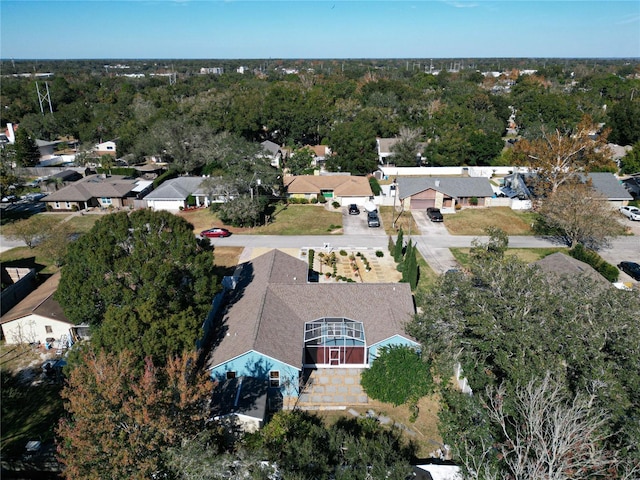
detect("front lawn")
[445,207,538,235]
[380,206,420,236]
[451,247,568,269]
[178,204,343,235]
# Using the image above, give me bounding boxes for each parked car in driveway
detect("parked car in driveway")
[200,227,231,238]
[426,207,443,222]
[620,206,640,221]
[367,211,380,227]
[618,261,640,281]
[348,204,360,215]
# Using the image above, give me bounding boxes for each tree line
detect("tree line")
[2,60,639,177]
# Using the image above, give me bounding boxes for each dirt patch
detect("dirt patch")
[313,248,402,283]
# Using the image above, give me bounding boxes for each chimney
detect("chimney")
[435,180,440,187]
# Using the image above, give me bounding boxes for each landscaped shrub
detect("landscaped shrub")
[310,197,318,204]
[470,196,478,206]
[569,244,619,282]
[318,196,327,204]
[339,250,348,256]
[332,201,340,209]
[376,250,384,258]
[308,249,315,268]
[368,176,382,195]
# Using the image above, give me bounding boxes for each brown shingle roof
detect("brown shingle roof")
[0,272,70,325]
[284,175,373,197]
[42,174,139,202]
[209,250,415,370]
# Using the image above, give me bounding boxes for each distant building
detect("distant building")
[200,67,223,75]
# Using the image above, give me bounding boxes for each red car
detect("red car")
[200,227,231,238]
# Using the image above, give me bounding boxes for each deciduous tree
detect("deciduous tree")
[3,215,59,248]
[57,349,214,480]
[390,127,423,167]
[537,182,624,248]
[512,115,615,195]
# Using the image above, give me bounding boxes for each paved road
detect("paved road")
[3,207,638,280]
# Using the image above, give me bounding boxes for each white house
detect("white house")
[0,273,75,347]
[144,176,209,211]
[94,140,116,157]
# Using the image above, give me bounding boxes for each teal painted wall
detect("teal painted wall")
[211,350,301,397]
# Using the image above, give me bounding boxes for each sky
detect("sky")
[1,0,639,59]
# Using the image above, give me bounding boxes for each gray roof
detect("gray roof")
[533,252,612,290]
[261,140,281,155]
[41,174,140,202]
[398,177,495,200]
[583,173,633,201]
[211,376,269,421]
[208,249,416,370]
[144,177,206,201]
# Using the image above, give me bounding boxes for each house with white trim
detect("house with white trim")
[208,249,418,410]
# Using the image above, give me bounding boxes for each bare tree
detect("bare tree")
[538,182,624,249]
[486,374,614,480]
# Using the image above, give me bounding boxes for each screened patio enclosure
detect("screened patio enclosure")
[304,318,366,367]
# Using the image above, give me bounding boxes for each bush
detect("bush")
[310,197,318,204]
[339,250,348,256]
[308,249,315,268]
[569,244,619,282]
[470,196,478,206]
[455,203,462,211]
[318,196,327,204]
[376,250,384,257]
[361,345,434,407]
[332,201,340,209]
[369,176,382,195]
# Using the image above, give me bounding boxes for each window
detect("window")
[54,202,60,209]
[101,197,112,205]
[226,371,236,380]
[65,202,71,209]
[269,371,280,388]
[45,326,53,333]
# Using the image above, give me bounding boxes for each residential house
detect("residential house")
[261,140,285,168]
[284,174,373,206]
[0,272,86,347]
[40,174,152,211]
[144,176,210,211]
[94,140,117,157]
[376,137,428,166]
[1,267,37,316]
[41,169,83,192]
[533,252,612,290]
[208,249,418,409]
[397,177,495,210]
[504,171,633,207]
[301,144,332,168]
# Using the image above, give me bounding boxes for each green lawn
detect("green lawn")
[445,207,538,236]
[451,247,568,269]
[179,204,343,235]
